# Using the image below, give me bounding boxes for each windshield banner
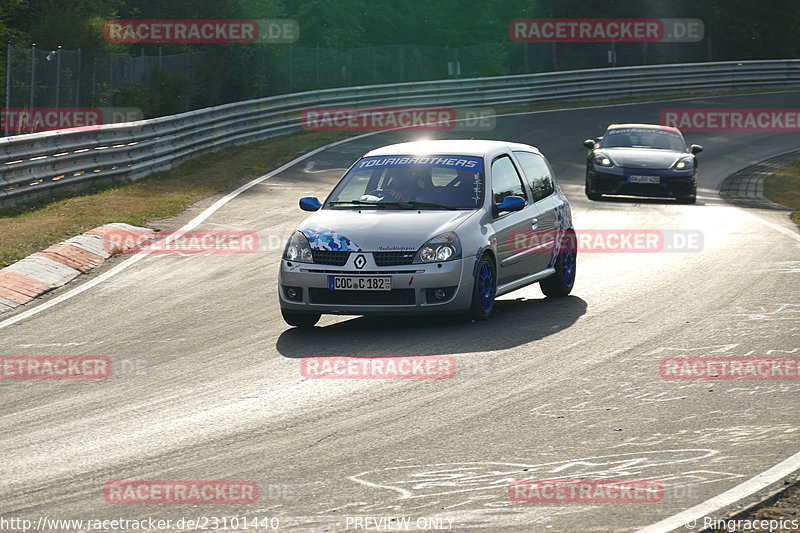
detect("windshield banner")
[353,155,484,173]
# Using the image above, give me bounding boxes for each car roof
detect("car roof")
[606,123,682,134]
[364,139,542,158]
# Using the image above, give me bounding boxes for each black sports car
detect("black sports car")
[584,123,703,203]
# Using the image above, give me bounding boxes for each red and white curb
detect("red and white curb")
[0,222,148,313]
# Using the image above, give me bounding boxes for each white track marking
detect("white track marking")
[740,210,800,243]
[636,449,800,533]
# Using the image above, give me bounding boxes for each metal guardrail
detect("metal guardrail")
[1,59,798,209]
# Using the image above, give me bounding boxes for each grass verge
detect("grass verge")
[763,158,800,227]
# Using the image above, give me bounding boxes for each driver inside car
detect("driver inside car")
[385,166,435,202]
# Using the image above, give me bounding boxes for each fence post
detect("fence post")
[55,45,62,110]
[399,46,404,82]
[371,47,376,84]
[5,42,11,137]
[30,43,36,109]
[108,53,113,105]
[185,46,192,111]
[75,48,81,107]
[347,49,352,86]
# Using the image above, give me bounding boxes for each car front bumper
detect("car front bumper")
[587,168,696,198]
[279,256,475,315]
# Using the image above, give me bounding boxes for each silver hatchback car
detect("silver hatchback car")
[279,140,576,327]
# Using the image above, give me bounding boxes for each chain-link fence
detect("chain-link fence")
[3,43,206,135]
[3,37,716,136]
[263,42,513,94]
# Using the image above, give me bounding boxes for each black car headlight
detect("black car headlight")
[594,153,614,167]
[283,231,314,263]
[414,232,462,263]
[674,157,694,171]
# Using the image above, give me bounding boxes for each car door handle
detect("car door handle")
[531,218,538,229]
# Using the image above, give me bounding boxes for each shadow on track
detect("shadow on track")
[276,294,587,358]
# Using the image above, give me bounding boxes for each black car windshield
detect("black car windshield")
[326,155,485,209]
[600,127,687,151]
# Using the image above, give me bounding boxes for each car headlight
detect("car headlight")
[283,231,314,263]
[414,232,462,263]
[674,157,693,170]
[595,154,614,167]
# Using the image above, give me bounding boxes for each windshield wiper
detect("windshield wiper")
[401,201,459,210]
[328,200,459,210]
[328,200,388,206]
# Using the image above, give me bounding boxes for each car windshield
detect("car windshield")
[600,127,687,151]
[326,155,485,209]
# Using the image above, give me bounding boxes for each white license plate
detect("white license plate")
[329,276,392,291]
[629,175,661,184]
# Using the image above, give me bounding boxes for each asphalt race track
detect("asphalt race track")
[1,92,799,532]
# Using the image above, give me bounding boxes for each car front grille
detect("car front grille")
[311,250,350,266]
[373,251,416,266]
[309,288,415,305]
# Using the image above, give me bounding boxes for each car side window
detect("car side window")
[491,155,527,204]
[514,151,555,202]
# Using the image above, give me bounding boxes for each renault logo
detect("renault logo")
[354,254,367,269]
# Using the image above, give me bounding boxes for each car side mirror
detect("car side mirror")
[496,195,526,213]
[690,144,703,154]
[299,196,322,211]
[584,139,595,149]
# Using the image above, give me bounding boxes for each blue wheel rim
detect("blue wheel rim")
[477,261,496,313]
[561,238,576,287]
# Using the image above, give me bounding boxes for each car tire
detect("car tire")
[470,255,497,320]
[540,230,577,297]
[281,309,321,328]
[586,178,602,201]
[676,195,696,204]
